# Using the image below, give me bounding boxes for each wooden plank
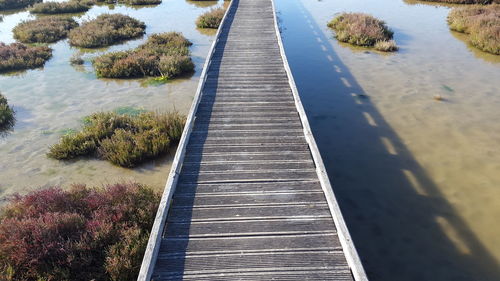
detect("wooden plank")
[180,161,314,174]
[177,170,318,184]
[164,218,335,238]
[174,180,322,194]
[183,152,313,163]
[153,270,353,281]
[168,203,332,222]
[185,144,309,154]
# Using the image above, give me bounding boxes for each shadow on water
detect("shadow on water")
[155,0,238,279]
[277,0,500,280]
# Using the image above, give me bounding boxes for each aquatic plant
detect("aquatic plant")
[374,39,399,52]
[327,13,398,52]
[420,0,498,4]
[196,7,225,28]
[0,42,52,73]
[68,14,146,48]
[448,4,499,55]
[0,183,160,281]
[0,93,15,132]
[13,16,78,43]
[0,0,41,10]
[94,0,161,5]
[70,53,85,65]
[30,0,92,14]
[48,111,185,167]
[93,32,194,79]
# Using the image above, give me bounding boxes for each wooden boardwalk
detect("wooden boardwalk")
[139,0,367,280]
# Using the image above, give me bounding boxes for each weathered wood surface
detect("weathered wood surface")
[141,0,368,279]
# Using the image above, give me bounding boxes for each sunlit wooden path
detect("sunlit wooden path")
[138,0,367,280]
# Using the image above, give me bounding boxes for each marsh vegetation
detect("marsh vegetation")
[48,110,185,167]
[68,14,146,48]
[94,0,162,5]
[196,7,225,28]
[13,17,79,43]
[0,43,52,73]
[30,0,93,14]
[0,93,15,132]
[93,32,194,79]
[0,0,40,10]
[448,4,499,55]
[0,183,160,281]
[327,13,398,52]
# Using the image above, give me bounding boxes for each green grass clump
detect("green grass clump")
[0,42,52,73]
[0,93,15,132]
[30,0,92,14]
[13,16,78,43]
[93,32,194,79]
[196,7,225,28]
[327,13,397,51]
[68,14,146,48]
[48,111,185,167]
[448,4,499,54]
[0,0,41,10]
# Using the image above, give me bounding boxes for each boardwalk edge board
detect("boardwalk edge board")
[136,1,235,280]
[269,0,368,280]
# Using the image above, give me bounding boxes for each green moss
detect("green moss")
[448,4,500,55]
[30,0,92,14]
[93,32,194,79]
[0,0,41,10]
[68,14,146,48]
[48,111,185,167]
[13,16,78,43]
[0,43,52,73]
[0,93,15,132]
[327,13,397,51]
[196,7,225,28]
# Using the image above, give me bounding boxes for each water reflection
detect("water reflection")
[276,0,500,279]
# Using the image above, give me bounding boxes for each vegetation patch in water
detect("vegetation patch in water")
[48,110,185,167]
[196,7,225,28]
[0,93,15,132]
[68,14,146,48]
[93,32,194,79]
[30,0,92,14]
[0,183,160,281]
[0,0,41,10]
[327,13,398,52]
[448,4,499,55]
[420,0,498,4]
[0,42,52,73]
[94,0,161,5]
[13,16,78,43]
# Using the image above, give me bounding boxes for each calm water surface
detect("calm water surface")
[0,0,221,196]
[275,0,500,280]
[1,0,500,279]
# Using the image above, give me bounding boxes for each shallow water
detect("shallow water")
[0,0,221,197]
[275,0,500,280]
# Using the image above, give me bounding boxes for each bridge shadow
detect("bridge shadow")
[277,0,500,280]
[155,0,238,279]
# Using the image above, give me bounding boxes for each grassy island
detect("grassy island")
[0,43,52,73]
[30,0,92,14]
[196,7,225,28]
[0,93,15,132]
[94,0,162,5]
[48,110,185,168]
[448,4,499,55]
[68,14,146,48]
[420,0,498,4]
[327,13,398,52]
[0,183,160,281]
[0,0,41,11]
[93,32,194,79]
[13,17,78,43]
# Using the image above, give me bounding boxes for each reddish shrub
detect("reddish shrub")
[0,183,160,281]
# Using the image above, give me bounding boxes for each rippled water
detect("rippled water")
[0,0,222,197]
[275,0,500,280]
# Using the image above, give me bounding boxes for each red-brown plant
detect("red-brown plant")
[0,183,160,281]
